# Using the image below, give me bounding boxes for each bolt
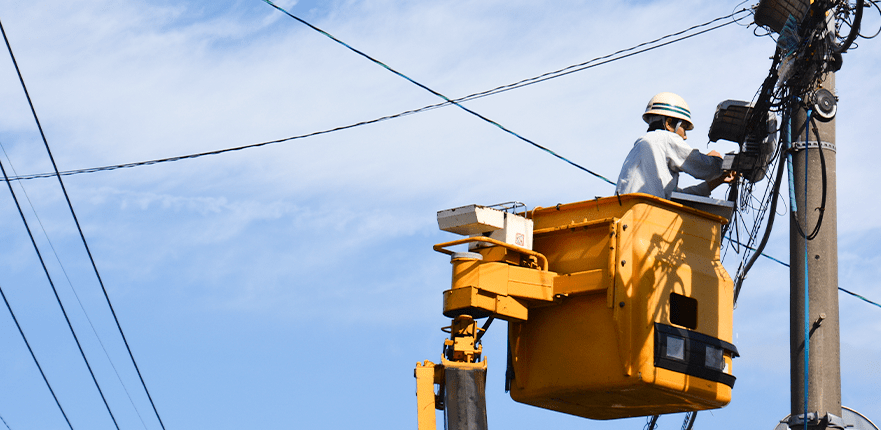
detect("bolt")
[619,301,625,308]
[621,260,626,266]
[622,224,628,231]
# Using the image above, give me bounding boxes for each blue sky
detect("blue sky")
[0,0,878,429]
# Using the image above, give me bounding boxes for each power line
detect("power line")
[0,278,74,430]
[0,143,150,429]
[2,8,749,184]
[271,0,619,184]
[839,287,881,309]
[0,155,119,429]
[728,237,881,310]
[1,18,163,430]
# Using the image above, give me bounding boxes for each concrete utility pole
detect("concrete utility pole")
[788,72,842,430]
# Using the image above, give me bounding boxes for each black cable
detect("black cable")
[859,0,881,39]
[0,19,165,430]
[474,317,494,343]
[0,280,74,429]
[685,411,698,430]
[0,156,120,430]
[835,0,865,53]
[734,134,788,304]
[647,415,660,430]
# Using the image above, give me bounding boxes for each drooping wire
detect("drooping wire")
[0,144,150,429]
[0,156,120,430]
[0,413,10,430]
[791,116,827,240]
[0,278,74,430]
[834,0,865,53]
[3,8,750,185]
[0,19,165,430]
[859,0,881,39]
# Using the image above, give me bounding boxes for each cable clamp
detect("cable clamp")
[785,412,847,429]
[790,140,836,152]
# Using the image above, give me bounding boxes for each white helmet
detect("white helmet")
[643,92,694,131]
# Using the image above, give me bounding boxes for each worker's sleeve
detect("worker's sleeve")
[679,149,723,180]
[678,182,712,196]
[666,137,723,197]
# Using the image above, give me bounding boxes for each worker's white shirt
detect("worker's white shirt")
[615,130,723,199]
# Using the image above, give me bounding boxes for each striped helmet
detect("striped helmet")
[643,92,694,131]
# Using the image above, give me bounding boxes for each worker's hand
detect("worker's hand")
[707,150,722,158]
[722,171,737,183]
[708,171,737,190]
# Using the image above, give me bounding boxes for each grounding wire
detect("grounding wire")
[0,144,150,429]
[2,8,749,184]
[0,156,119,429]
[260,0,615,184]
[0,278,74,430]
[0,19,165,430]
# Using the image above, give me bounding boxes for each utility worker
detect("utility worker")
[616,92,729,199]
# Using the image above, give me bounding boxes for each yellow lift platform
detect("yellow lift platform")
[416,193,738,429]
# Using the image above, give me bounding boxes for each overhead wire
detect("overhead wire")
[0,155,120,430]
[262,0,616,184]
[0,144,150,429]
[1,18,165,430]
[4,5,876,311]
[0,278,74,430]
[2,8,750,185]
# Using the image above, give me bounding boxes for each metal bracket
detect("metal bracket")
[785,412,850,429]
[790,140,837,152]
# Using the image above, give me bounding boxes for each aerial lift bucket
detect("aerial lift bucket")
[420,194,738,425]
[508,194,737,419]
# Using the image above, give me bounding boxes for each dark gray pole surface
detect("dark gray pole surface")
[444,366,489,430]
[789,73,842,430]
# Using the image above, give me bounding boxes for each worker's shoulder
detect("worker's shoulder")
[635,130,680,148]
